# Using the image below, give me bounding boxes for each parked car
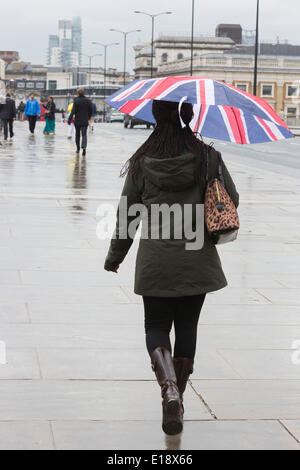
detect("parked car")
[124,114,155,129]
[107,109,124,123]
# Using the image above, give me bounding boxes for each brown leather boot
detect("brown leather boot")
[151,347,183,435]
[173,357,194,405]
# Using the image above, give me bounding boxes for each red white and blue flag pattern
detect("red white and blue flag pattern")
[105,76,294,144]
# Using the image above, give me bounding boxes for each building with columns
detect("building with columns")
[0,59,5,80]
[134,35,300,119]
[0,51,19,65]
[134,35,235,79]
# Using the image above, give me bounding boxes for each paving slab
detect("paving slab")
[20,269,135,287]
[218,349,300,379]
[0,271,20,285]
[37,348,239,380]
[1,122,300,449]
[0,349,40,379]
[199,304,300,325]
[0,380,211,421]
[281,421,300,443]
[192,380,300,419]
[121,285,272,305]
[0,323,145,349]
[51,419,300,450]
[276,275,300,289]
[0,284,129,303]
[0,421,53,450]
[0,303,29,323]
[2,323,299,350]
[27,301,141,324]
[256,288,300,305]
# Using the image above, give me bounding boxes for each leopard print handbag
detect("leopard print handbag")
[204,148,239,245]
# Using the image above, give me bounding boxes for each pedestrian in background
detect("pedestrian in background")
[0,99,3,145]
[89,99,97,132]
[67,101,75,140]
[43,96,56,135]
[17,101,25,120]
[0,93,16,141]
[24,93,41,134]
[68,88,92,156]
[104,100,239,436]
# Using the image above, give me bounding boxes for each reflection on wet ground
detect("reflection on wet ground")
[0,122,300,449]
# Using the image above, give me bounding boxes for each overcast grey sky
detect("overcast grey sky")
[1,0,299,72]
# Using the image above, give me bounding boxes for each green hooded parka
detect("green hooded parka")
[104,146,239,297]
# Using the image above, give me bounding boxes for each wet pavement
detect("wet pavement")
[0,121,300,449]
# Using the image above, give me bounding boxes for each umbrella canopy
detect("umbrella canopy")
[105,76,294,144]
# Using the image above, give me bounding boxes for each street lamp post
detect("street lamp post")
[65,73,71,108]
[253,0,260,96]
[80,53,102,95]
[190,0,195,76]
[134,11,172,78]
[92,42,119,121]
[110,29,141,86]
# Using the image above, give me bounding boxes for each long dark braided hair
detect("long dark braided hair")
[121,100,207,195]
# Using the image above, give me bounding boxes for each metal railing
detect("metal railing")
[286,116,300,127]
[45,85,121,96]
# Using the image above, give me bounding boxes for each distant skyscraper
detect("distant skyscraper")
[47,17,82,67]
[47,35,59,65]
[72,17,82,65]
[58,20,72,66]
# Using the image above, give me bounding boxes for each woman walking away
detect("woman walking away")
[43,97,56,135]
[104,100,239,435]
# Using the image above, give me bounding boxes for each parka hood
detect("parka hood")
[143,153,197,192]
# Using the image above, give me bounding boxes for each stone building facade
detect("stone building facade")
[134,36,300,118]
[134,35,235,79]
[0,59,5,80]
[0,51,19,65]
[158,53,300,118]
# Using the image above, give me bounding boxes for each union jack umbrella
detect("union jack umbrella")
[105,76,294,144]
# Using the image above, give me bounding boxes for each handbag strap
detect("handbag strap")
[206,146,225,186]
[205,147,210,183]
[217,151,225,186]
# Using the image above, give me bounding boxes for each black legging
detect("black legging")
[143,294,206,360]
[28,115,37,133]
[2,119,14,139]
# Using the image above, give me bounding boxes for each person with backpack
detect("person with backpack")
[68,88,92,156]
[18,101,25,120]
